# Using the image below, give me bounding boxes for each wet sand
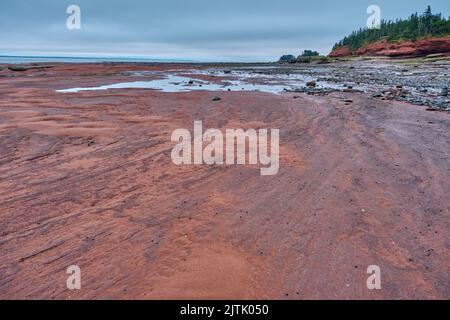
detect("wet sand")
[0,63,449,299]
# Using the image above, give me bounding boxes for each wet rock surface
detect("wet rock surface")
[237,59,449,111]
[53,59,449,112]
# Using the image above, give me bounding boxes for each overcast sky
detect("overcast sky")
[0,0,448,61]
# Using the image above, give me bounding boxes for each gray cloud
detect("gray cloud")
[1,0,448,61]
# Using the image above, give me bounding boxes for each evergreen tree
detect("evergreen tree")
[333,7,450,50]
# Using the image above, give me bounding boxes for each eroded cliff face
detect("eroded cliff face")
[328,46,353,58]
[329,37,450,58]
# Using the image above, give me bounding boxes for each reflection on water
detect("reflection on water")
[56,74,299,94]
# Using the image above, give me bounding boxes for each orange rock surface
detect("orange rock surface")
[329,37,450,58]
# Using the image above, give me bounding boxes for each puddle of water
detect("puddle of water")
[57,74,295,94]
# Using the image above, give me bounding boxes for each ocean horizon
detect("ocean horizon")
[0,55,196,64]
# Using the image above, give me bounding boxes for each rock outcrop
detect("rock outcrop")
[328,46,353,58]
[278,54,296,63]
[329,36,450,58]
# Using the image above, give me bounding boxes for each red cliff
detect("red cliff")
[329,46,353,58]
[329,36,450,58]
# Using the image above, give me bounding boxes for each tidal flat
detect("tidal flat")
[0,60,449,299]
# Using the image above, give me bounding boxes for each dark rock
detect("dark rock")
[8,66,32,72]
[306,81,316,87]
[296,56,311,63]
[343,88,361,93]
[212,96,221,101]
[278,55,296,64]
[440,87,448,96]
[384,92,395,100]
[7,65,53,72]
[401,89,410,94]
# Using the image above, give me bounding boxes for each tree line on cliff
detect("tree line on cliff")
[278,50,323,63]
[333,6,450,50]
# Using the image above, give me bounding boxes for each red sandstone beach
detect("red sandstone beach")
[0,63,449,299]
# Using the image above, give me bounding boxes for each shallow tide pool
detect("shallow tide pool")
[56,74,296,94]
